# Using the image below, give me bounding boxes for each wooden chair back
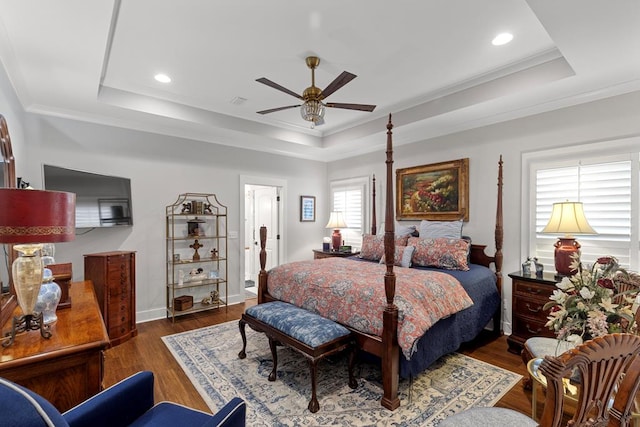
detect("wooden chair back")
[538,333,640,427]
[613,272,640,305]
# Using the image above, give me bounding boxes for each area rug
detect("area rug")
[162,320,521,426]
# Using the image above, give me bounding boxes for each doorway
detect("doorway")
[242,179,284,299]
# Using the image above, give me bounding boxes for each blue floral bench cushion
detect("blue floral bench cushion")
[245,301,350,348]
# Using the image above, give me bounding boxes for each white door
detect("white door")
[252,186,280,281]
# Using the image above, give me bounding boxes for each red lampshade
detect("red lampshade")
[0,188,76,243]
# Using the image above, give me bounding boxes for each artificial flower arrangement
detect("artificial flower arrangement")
[544,254,639,345]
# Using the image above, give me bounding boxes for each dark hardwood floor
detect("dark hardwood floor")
[104,298,533,417]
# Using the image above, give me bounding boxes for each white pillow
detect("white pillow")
[419,219,463,239]
[395,222,417,237]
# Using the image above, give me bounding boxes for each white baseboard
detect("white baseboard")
[135,293,246,324]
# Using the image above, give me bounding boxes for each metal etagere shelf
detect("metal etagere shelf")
[165,193,227,322]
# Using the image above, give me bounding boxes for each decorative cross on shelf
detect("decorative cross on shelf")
[190,239,203,261]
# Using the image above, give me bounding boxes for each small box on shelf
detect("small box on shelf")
[174,295,194,311]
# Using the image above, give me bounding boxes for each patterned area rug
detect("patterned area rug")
[162,320,521,426]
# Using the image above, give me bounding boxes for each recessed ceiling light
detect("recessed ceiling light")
[492,32,513,46]
[154,73,171,83]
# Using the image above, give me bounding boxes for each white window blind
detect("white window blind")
[330,177,368,249]
[534,159,634,269]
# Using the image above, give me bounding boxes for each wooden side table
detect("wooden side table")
[312,249,359,260]
[507,271,558,354]
[0,280,110,411]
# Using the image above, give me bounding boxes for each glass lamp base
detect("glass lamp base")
[2,312,51,347]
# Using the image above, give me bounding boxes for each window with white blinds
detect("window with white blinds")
[330,177,368,249]
[533,158,636,269]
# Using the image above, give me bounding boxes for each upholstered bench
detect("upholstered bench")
[238,301,357,413]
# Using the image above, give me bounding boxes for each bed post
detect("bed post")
[257,225,268,304]
[493,156,504,334]
[381,114,400,410]
[371,174,377,235]
[495,155,504,293]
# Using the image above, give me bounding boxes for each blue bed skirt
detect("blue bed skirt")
[399,263,500,378]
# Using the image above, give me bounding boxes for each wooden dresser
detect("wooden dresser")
[507,271,558,354]
[84,251,137,346]
[0,280,110,411]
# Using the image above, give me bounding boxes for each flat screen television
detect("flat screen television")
[43,164,133,228]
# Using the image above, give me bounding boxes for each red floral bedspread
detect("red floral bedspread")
[267,258,474,358]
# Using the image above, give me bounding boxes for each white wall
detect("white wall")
[19,114,327,321]
[328,90,640,335]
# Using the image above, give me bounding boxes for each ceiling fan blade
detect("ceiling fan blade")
[257,105,301,115]
[321,71,357,99]
[326,102,376,112]
[256,78,303,100]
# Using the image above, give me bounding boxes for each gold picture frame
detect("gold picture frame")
[396,158,469,221]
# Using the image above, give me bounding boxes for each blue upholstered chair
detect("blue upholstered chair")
[0,371,245,427]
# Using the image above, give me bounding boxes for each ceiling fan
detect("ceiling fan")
[256,56,376,127]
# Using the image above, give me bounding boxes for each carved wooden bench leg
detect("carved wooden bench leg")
[268,337,278,382]
[348,341,358,389]
[238,319,247,359]
[308,359,320,413]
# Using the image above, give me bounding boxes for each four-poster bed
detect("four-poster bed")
[256,114,504,410]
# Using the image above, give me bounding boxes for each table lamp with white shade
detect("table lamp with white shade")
[541,201,596,277]
[325,211,348,251]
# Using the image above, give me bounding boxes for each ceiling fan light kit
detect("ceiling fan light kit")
[257,56,376,127]
[300,99,325,127]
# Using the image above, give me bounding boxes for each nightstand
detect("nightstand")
[312,249,359,260]
[507,271,558,354]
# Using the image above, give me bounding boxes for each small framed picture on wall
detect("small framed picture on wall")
[300,195,316,222]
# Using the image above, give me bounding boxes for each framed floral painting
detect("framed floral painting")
[396,158,469,221]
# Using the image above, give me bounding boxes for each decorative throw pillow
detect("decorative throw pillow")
[359,234,410,261]
[419,219,463,239]
[379,245,415,268]
[408,236,470,271]
[395,222,418,237]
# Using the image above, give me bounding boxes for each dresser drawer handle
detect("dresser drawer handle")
[526,287,541,295]
[525,303,541,313]
[526,324,542,334]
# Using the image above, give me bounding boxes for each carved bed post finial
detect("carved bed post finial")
[371,174,377,235]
